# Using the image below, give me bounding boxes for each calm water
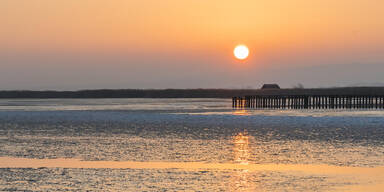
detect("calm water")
[0,98,384,191]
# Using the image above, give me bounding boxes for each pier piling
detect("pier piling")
[232,95,384,109]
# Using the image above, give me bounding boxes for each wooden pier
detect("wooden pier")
[232,95,384,109]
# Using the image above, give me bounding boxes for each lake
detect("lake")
[0,98,383,191]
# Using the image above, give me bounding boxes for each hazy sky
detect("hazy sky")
[1,0,384,90]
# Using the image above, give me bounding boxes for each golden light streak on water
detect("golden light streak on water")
[1,157,384,191]
[0,156,383,174]
[233,132,250,165]
[231,131,256,191]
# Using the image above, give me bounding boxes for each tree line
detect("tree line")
[0,87,383,98]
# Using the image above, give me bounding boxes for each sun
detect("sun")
[234,45,249,60]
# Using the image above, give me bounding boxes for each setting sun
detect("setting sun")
[234,45,249,60]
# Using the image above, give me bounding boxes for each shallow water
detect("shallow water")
[0,98,383,191]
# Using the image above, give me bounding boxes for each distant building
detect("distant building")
[261,84,280,89]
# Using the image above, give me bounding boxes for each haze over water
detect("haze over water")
[0,98,383,191]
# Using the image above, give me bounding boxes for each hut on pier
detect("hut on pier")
[261,84,280,89]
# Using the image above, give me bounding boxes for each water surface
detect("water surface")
[0,98,383,191]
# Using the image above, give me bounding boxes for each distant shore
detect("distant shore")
[1,87,384,98]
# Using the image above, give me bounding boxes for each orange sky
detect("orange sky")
[1,0,384,90]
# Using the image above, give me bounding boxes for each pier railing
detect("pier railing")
[232,95,384,109]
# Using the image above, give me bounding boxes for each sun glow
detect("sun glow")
[234,45,249,60]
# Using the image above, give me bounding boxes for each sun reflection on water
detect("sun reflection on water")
[231,131,257,191]
[232,109,250,116]
[233,132,250,165]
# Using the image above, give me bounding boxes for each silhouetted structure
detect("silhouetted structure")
[261,84,280,89]
[233,95,384,109]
